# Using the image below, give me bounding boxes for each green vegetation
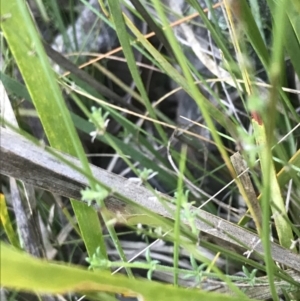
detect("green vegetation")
[1,1,300,300]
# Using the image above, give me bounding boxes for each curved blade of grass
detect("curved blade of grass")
[0,243,254,301]
[253,120,294,249]
[1,1,106,259]
[47,0,73,51]
[107,0,168,143]
[235,0,270,70]
[249,0,267,42]
[287,2,300,42]
[129,0,174,57]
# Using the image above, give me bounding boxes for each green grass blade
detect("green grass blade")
[1,0,105,259]
[237,0,270,70]
[107,0,168,143]
[0,242,254,301]
[253,120,294,249]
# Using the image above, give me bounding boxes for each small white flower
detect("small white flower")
[89,118,110,142]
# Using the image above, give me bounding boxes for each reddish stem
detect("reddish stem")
[251,111,263,125]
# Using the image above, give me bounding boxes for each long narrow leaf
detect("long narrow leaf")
[1,0,105,259]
